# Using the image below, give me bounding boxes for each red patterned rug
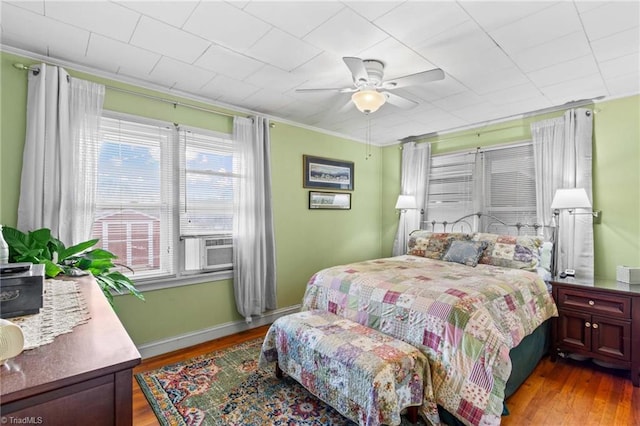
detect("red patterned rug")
[136,337,350,425]
[136,337,424,425]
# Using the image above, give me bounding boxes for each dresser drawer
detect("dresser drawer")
[556,288,630,319]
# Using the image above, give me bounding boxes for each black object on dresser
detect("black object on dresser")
[550,277,639,387]
[0,264,44,318]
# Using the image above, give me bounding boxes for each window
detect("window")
[425,142,537,235]
[91,112,235,284]
[178,128,237,273]
[426,152,475,230]
[179,128,235,236]
[479,144,537,233]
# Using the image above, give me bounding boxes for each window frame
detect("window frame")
[425,140,538,235]
[94,111,234,291]
[478,142,538,234]
[425,151,476,231]
[177,125,237,278]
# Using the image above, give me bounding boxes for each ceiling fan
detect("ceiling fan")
[295,57,445,114]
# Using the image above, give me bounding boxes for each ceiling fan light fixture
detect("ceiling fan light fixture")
[351,90,386,114]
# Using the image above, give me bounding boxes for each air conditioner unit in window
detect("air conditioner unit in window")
[184,235,233,272]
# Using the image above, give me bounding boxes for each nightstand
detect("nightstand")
[550,277,639,387]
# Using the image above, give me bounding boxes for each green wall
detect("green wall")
[0,54,28,223]
[591,96,640,279]
[2,50,639,346]
[0,51,382,344]
[381,96,640,279]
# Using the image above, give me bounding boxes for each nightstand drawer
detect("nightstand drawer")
[556,288,630,319]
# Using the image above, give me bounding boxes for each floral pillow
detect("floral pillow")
[442,240,488,267]
[472,233,542,271]
[407,231,471,260]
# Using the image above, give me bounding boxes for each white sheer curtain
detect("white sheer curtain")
[65,78,104,244]
[232,116,277,322]
[392,142,431,256]
[531,108,594,278]
[532,117,565,242]
[17,64,104,244]
[565,109,594,278]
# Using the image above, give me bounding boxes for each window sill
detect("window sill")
[124,270,233,293]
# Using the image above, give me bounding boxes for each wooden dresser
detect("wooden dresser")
[0,276,141,425]
[550,277,639,387]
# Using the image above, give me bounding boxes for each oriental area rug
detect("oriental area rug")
[135,337,425,426]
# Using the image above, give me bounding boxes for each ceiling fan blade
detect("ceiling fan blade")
[383,68,445,90]
[343,57,369,84]
[295,87,357,93]
[382,91,418,109]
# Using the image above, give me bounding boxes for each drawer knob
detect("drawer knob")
[588,300,595,306]
[592,323,599,329]
[585,322,591,328]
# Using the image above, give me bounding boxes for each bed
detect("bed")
[300,228,558,426]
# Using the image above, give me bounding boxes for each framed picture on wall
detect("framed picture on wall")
[309,191,351,210]
[303,155,354,190]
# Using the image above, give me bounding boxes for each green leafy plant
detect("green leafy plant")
[2,226,144,306]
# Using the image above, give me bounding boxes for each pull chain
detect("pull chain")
[365,115,372,160]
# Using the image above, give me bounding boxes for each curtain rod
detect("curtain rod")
[105,85,238,119]
[399,124,524,148]
[13,62,240,120]
[399,97,602,144]
[444,140,532,156]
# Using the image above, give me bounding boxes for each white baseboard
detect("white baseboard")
[137,304,301,359]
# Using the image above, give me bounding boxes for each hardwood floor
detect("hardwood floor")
[133,325,639,426]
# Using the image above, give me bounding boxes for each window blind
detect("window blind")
[480,144,537,234]
[426,152,476,230]
[425,142,537,235]
[92,115,174,276]
[178,127,237,237]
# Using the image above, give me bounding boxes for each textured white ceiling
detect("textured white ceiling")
[2,1,639,145]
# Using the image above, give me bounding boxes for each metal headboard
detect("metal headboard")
[417,212,558,279]
[421,212,551,236]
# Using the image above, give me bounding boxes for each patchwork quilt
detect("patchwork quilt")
[259,310,429,426]
[301,255,558,426]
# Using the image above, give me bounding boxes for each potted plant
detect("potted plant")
[1,226,144,306]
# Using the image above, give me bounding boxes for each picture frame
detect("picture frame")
[309,191,351,210]
[303,155,354,190]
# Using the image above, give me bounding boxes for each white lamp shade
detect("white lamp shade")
[351,90,386,114]
[551,188,592,210]
[395,195,417,209]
